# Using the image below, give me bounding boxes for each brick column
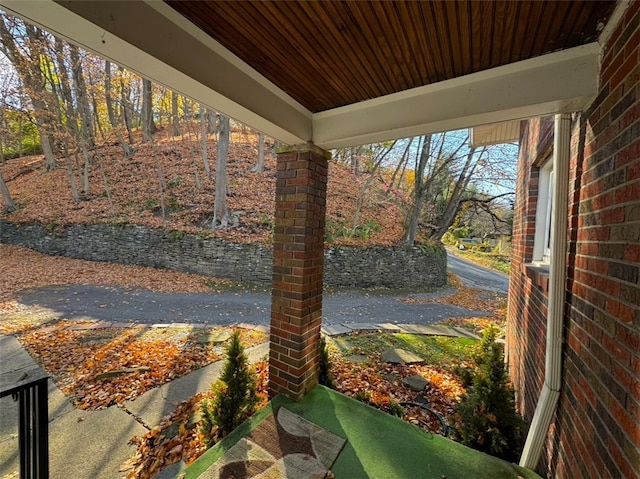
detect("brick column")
[269,143,329,400]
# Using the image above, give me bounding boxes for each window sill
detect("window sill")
[525,263,550,293]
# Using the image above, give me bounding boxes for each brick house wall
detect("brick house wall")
[507,116,554,418]
[507,3,640,478]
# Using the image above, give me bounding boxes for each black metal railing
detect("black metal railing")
[0,372,49,479]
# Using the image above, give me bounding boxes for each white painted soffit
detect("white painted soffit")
[470,120,521,148]
[1,1,601,151]
[313,43,601,150]
[0,0,313,146]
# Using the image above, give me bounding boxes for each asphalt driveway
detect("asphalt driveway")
[14,253,506,327]
[16,284,488,327]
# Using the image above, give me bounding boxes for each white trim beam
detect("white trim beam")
[0,0,312,146]
[313,44,601,149]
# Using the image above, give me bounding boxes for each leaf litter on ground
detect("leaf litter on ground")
[0,125,404,247]
[0,244,501,478]
[18,321,266,410]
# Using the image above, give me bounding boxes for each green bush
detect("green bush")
[453,326,526,462]
[318,335,336,389]
[167,176,183,189]
[168,196,181,211]
[353,390,373,403]
[145,198,158,209]
[325,218,381,243]
[200,330,258,446]
[352,219,381,239]
[168,230,184,241]
[386,398,404,417]
[442,231,456,245]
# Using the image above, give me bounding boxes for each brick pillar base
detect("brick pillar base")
[269,144,329,400]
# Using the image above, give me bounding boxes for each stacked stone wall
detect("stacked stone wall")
[0,221,446,290]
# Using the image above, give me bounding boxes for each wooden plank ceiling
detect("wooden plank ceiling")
[166,0,617,113]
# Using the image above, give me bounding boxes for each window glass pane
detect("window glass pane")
[543,170,554,263]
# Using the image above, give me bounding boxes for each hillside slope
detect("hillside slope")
[0,126,404,246]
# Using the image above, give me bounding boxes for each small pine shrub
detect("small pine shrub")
[318,335,336,389]
[386,398,404,417]
[453,325,526,462]
[200,330,257,447]
[353,390,373,403]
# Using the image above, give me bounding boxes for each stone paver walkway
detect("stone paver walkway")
[321,322,480,339]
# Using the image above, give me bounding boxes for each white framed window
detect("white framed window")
[533,160,554,264]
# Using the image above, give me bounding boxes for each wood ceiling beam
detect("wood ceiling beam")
[313,43,601,149]
[0,0,312,146]
[1,1,602,151]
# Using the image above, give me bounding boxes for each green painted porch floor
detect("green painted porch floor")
[184,385,542,479]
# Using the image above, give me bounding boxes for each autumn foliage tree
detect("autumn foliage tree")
[0,16,58,171]
[332,132,517,246]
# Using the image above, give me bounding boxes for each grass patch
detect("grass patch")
[339,332,479,370]
[454,250,511,274]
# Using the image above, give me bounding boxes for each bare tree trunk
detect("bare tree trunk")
[97,154,115,217]
[118,66,134,144]
[0,19,58,170]
[89,81,105,142]
[182,116,201,189]
[49,37,99,200]
[142,78,157,142]
[207,109,217,135]
[171,91,181,137]
[0,170,16,212]
[80,147,91,194]
[387,139,412,192]
[429,147,483,241]
[402,135,431,245]
[200,104,211,176]
[251,133,265,173]
[49,39,81,201]
[387,140,413,194]
[150,140,167,228]
[351,140,397,231]
[69,44,95,148]
[40,134,56,170]
[213,115,230,228]
[24,25,59,171]
[351,146,363,175]
[105,61,134,158]
[65,155,80,202]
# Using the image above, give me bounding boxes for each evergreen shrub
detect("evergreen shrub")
[453,325,526,462]
[200,330,258,446]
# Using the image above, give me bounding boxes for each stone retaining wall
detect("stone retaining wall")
[0,221,446,289]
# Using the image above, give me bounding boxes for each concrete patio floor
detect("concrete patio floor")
[184,385,542,479]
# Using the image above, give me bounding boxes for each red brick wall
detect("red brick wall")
[508,2,640,477]
[269,146,328,400]
[508,117,553,416]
